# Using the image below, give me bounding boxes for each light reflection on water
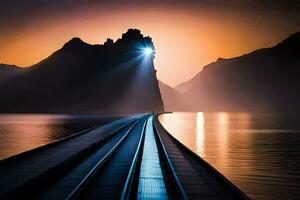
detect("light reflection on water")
[159,112,300,200]
[0,114,119,160]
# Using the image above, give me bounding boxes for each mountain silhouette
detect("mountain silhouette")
[0,64,23,82]
[158,81,189,111]
[177,31,300,112]
[0,29,164,113]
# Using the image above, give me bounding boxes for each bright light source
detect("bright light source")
[143,47,153,56]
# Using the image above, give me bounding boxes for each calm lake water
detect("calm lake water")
[0,114,121,160]
[159,112,300,200]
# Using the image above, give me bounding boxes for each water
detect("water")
[159,112,300,200]
[0,114,121,160]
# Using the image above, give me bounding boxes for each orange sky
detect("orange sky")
[0,5,299,87]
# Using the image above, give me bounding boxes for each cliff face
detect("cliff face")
[0,29,164,113]
[177,31,300,112]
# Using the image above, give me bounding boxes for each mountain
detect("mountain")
[0,29,164,113]
[0,64,23,82]
[177,31,300,112]
[158,81,188,111]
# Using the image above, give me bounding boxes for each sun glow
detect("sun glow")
[143,47,153,56]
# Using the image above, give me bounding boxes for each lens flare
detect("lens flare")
[143,47,153,56]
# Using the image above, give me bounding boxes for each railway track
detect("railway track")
[0,114,249,199]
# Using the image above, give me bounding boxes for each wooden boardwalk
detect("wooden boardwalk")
[0,114,249,200]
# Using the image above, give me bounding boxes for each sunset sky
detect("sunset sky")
[0,0,299,86]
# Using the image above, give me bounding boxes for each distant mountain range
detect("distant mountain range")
[0,64,23,82]
[176,31,300,112]
[0,29,164,113]
[158,81,188,111]
[1,30,299,113]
